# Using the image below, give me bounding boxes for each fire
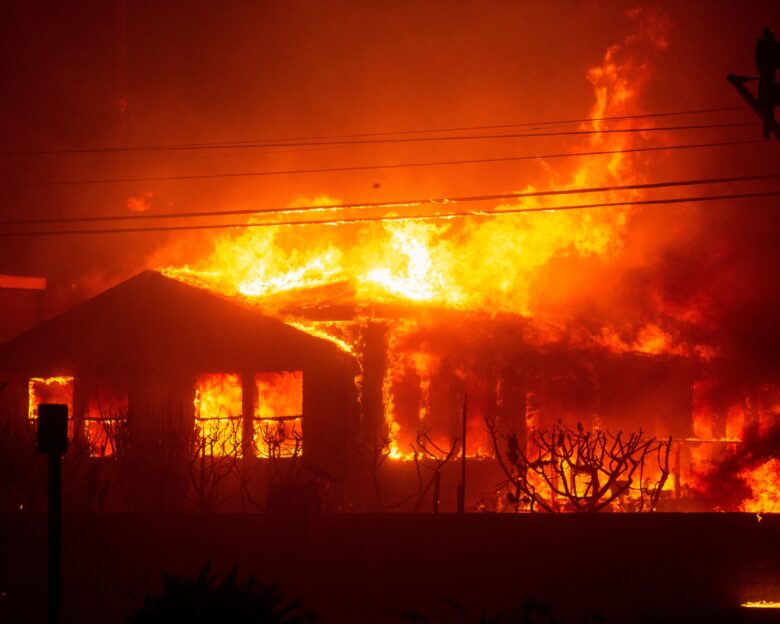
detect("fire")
[28,376,75,439]
[27,376,129,456]
[254,371,303,458]
[194,373,243,457]
[162,14,688,463]
[28,376,74,421]
[165,203,627,317]
[162,14,667,322]
[742,601,780,609]
[84,384,128,457]
[362,222,458,305]
[596,323,712,358]
[191,372,305,458]
[739,459,780,513]
[162,21,654,321]
[166,204,344,301]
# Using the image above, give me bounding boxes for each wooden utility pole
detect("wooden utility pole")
[457,394,467,513]
[727,27,780,139]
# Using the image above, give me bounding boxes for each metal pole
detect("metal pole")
[47,452,62,624]
[37,403,68,624]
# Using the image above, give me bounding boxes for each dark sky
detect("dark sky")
[0,0,779,332]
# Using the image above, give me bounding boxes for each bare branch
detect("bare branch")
[489,417,673,513]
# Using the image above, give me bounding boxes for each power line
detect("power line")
[0,121,759,157]
[3,188,778,237]
[5,170,780,226]
[2,139,763,188]
[85,108,757,166]
[4,171,780,229]
[208,105,748,143]
[0,106,746,157]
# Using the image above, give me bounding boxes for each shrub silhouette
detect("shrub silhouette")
[127,560,317,623]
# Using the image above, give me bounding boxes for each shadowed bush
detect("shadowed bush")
[126,560,317,623]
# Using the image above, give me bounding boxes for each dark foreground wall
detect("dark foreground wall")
[1,513,779,623]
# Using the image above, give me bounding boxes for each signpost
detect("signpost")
[36,403,68,624]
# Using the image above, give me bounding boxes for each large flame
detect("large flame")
[163,12,670,325]
[163,13,688,463]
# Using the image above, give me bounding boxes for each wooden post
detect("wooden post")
[242,371,255,459]
[457,394,467,513]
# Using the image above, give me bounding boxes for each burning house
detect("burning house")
[0,270,360,512]
[0,264,765,513]
[1,10,778,516]
[6,4,780,623]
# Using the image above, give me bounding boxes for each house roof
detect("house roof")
[0,270,355,378]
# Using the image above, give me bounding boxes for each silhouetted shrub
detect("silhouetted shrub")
[126,560,317,623]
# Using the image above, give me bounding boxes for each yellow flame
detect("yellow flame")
[161,15,673,460]
[742,601,780,609]
[194,373,243,457]
[28,376,74,422]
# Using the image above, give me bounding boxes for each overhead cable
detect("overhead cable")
[2,139,763,188]
[4,170,779,226]
[2,188,778,237]
[0,121,759,156]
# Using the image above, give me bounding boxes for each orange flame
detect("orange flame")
[739,459,780,513]
[254,371,303,458]
[84,385,128,457]
[163,14,678,461]
[163,13,671,325]
[194,373,243,457]
[28,376,75,440]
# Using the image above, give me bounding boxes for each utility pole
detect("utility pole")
[727,27,780,139]
[37,404,69,624]
[457,394,467,513]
